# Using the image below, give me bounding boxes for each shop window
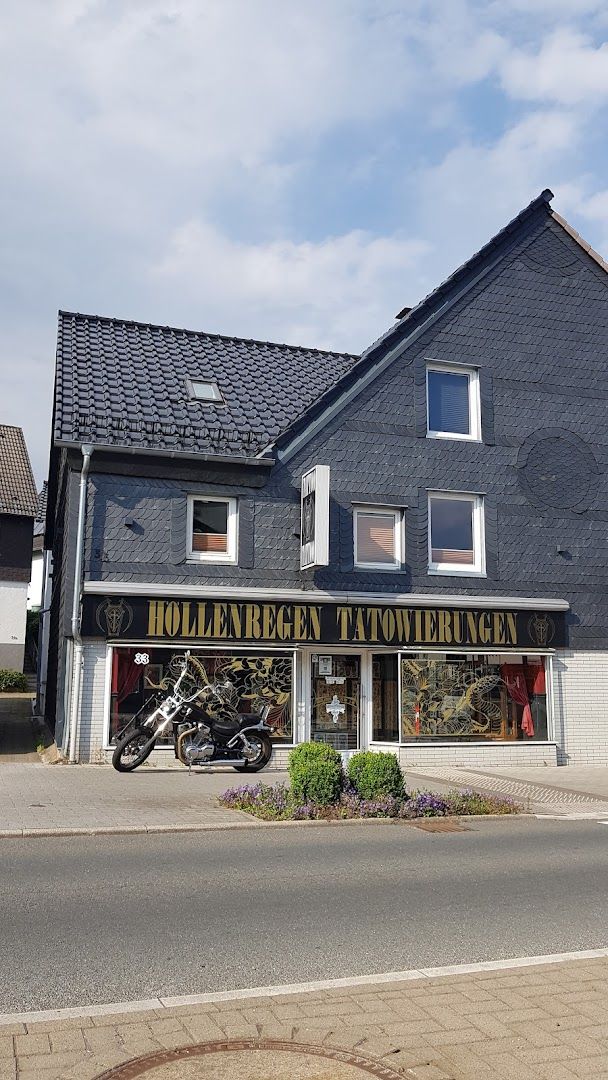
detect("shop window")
[400,654,548,742]
[428,492,485,574]
[372,654,399,742]
[354,508,402,569]
[187,496,237,562]
[426,363,480,440]
[108,648,294,747]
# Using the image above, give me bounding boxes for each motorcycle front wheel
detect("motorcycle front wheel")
[112,730,157,772]
[233,732,272,773]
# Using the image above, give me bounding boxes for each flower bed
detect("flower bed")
[218,781,519,821]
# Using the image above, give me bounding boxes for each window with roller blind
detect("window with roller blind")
[187,496,238,563]
[428,492,485,575]
[354,508,403,570]
[426,362,480,440]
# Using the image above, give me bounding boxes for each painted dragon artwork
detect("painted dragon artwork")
[147,653,294,739]
[401,659,505,738]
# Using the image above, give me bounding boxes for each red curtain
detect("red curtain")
[525,660,546,696]
[112,649,142,706]
[501,664,534,737]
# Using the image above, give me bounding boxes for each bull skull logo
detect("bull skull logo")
[527,612,555,648]
[95,597,134,637]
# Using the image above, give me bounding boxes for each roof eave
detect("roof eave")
[55,439,276,468]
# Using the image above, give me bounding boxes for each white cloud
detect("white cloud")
[2,0,608,484]
[414,110,578,233]
[501,28,608,105]
[151,221,430,352]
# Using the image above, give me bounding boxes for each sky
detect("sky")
[3,1,608,483]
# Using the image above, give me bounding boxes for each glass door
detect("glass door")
[310,654,360,751]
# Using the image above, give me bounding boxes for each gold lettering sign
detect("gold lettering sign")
[143,600,524,647]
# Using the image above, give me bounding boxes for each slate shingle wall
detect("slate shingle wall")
[82,217,608,650]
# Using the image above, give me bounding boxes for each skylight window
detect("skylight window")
[187,378,223,403]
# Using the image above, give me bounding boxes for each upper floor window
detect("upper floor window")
[426,363,480,441]
[428,492,485,575]
[187,496,237,563]
[354,507,403,570]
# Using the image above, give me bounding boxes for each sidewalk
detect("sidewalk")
[406,766,608,819]
[3,953,608,1078]
[3,763,608,836]
[0,763,262,835]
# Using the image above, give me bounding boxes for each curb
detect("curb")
[2,947,608,1027]
[0,812,533,839]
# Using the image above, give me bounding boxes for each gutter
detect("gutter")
[67,444,93,763]
[56,440,275,468]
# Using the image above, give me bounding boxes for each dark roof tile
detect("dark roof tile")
[0,426,38,517]
[54,314,357,458]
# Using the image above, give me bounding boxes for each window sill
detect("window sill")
[426,432,481,442]
[354,564,403,572]
[427,568,486,578]
[186,556,237,566]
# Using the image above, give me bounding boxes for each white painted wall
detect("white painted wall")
[0,580,28,668]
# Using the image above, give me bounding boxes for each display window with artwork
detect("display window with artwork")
[400,654,549,741]
[107,647,294,747]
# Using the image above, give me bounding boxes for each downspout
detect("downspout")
[67,444,93,763]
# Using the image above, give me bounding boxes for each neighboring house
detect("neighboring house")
[28,482,47,610]
[0,426,38,671]
[42,190,608,765]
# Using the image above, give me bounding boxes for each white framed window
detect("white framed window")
[354,507,403,570]
[187,496,238,563]
[428,492,485,575]
[426,362,481,440]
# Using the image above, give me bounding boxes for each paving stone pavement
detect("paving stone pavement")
[0,763,266,834]
[4,763,608,835]
[406,766,608,819]
[4,956,608,1079]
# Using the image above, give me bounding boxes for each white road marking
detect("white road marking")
[2,947,608,1027]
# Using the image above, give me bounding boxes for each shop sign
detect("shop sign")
[83,595,566,649]
[300,465,330,569]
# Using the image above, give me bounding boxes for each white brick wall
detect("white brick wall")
[397,742,557,768]
[78,641,108,762]
[552,649,608,765]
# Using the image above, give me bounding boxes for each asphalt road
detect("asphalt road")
[2,817,608,1013]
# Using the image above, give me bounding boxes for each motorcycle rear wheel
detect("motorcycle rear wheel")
[233,732,272,773]
[112,730,157,772]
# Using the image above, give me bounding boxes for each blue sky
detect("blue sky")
[3,0,608,481]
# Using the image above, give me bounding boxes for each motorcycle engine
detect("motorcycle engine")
[177,723,214,764]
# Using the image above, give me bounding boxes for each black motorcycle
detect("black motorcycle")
[111,652,274,773]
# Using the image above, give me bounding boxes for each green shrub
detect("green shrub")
[347,750,405,800]
[288,741,343,805]
[0,669,28,692]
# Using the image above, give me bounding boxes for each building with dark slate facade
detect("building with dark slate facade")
[40,190,608,766]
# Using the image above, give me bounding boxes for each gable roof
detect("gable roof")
[0,425,38,517]
[271,189,560,461]
[33,481,48,537]
[54,312,357,460]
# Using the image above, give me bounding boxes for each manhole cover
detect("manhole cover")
[94,1038,403,1079]
[412,819,469,833]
